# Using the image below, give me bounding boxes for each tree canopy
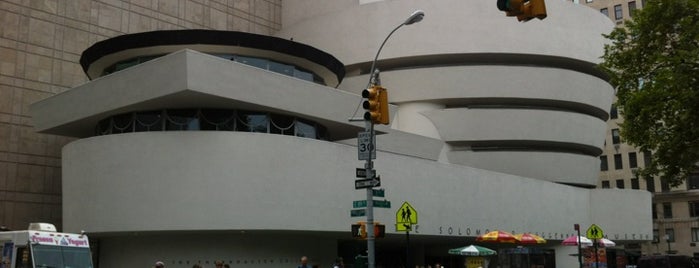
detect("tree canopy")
[600,0,699,187]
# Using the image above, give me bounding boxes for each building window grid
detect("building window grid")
[96,109,328,140]
[614,4,623,20]
[612,129,621,144]
[600,7,609,18]
[628,1,637,17]
[616,179,625,189]
[663,202,673,219]
[646,177,656,192]
[631,178,639,189]
[614,154,623,170]
[690,201,699,217]
[600,155,608,171]
[629,152,638,168]
[664,228,675,242]
[602,180,610,188]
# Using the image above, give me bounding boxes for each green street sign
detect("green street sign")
[372,189,385,197]
[373,200,391,208]
[353,200,368,208]
[353,200,390,208]
[351,209,366,217]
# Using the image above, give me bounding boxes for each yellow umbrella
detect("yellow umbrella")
[476,230,518,243]
[513,233,547,244]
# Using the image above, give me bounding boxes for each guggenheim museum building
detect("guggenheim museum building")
[31,0,652,267]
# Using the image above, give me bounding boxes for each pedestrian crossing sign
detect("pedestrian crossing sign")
[395,202,418,231]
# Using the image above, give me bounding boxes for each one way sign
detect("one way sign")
[355,176,381,189]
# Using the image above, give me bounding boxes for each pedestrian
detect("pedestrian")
[154,261,165,268]
[214,260,224,268]
[332,257,344,268]
[192,264,202,268]
[297,256,310,268]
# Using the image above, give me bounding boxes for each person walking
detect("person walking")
[297,256,310,268]
[332,257,344,268]
[154,261,165,268]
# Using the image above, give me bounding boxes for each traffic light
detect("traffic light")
[375,224,385,238]
[351,222,385,239]
[362,85,389,125]
[352,223,367,238]
[497,0,547,22]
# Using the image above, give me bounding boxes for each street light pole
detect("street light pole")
[363,10,424,268]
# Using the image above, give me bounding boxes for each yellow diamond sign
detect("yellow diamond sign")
[586,224,604,239]
[395,202,418,232]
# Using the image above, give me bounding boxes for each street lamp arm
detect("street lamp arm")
[367,10,424,86]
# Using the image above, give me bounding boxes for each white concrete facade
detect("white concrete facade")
[30,1,653,267]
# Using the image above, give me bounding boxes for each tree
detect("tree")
[600,0,699,187]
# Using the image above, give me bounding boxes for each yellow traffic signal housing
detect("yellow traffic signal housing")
[517,0,547,22]
[498,0,547,21]
[362,85,389,125]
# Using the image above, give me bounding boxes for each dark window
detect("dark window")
[643,150,652,166]
[237,111,269,133]
[614,154,623,170]
[631,178,639,189]
[646,177,656,192]
[165,109,199,131]
[96,109,328,140]
[628,152,638,168]
[610,105,618,119]
[616,179,625,189]
[269,114,295,136]
[692,228,699,242]
[600,155,608,171]
[602,181,610,188]
[612,129,621,144]
[664,229,675,242]
[688,173,699,190]
[690,201,699,217]
[652,229,659,242]
[614,4,623,20]
[663,202,673,219]
[600,7,609,17]
[628,1,637,17]
[661,179,670,192]
[295,119,318,139]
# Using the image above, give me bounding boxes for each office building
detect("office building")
[580,0,699,257]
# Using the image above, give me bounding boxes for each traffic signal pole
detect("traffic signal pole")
[354,10,424,268]
[365,119,376,268]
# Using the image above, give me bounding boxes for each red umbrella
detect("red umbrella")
[561,235,593,247]
[476,230,518,243]
[514,233,547,244]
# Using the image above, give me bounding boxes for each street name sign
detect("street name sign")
[355,177,381,189]
[372,189,385,197]
[353,199,391,208]
[353,200,367,208]
[356,168,374,178]
[350,209,366,217]
[373,200,391,208]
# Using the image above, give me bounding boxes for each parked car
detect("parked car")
[637,255,695,268]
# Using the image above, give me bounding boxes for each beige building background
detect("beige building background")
[0,0,281,231]
[580,0,699,257]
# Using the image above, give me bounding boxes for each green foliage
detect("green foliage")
[600,0,699,187]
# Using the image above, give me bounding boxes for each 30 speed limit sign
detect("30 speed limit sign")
[357,131,376,160]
